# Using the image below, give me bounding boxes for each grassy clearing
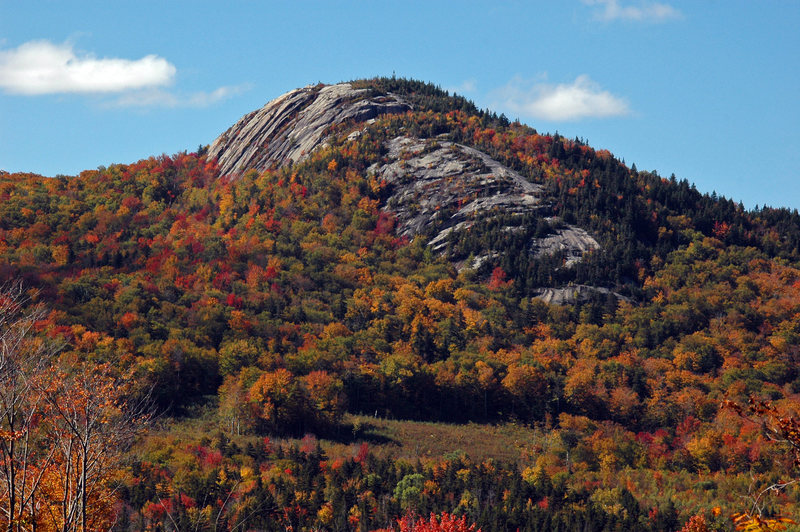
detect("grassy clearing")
[142,408,546,467]
[316,414,546,465]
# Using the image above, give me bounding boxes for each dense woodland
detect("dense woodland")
[1,78,800,530]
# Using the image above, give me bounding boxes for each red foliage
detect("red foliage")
[290,182,308,198]
[179,492,196,509]
[355,442,369,464]
[487,267,511,290]
[300,433,318,454]
[678,514,709,532]
[226,293,243,308]
[536,497,549,510]
[194,446,223,469]
[212,269,233,290]
[142,499,173,521]
[712,220,731,239]
[374,212,396,236]
[378,511,480,532]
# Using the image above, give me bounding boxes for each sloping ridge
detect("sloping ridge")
[208,83,410,176]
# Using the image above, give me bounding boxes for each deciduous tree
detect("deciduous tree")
[0,282,57,531]
[39,359,150,532]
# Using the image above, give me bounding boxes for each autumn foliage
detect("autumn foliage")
[1,78,800,529]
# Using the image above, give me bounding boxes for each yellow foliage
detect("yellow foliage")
[733,513,796,531]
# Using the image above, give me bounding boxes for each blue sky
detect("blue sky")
[1,1,798,210]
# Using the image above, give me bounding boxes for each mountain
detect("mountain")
[2,77,800,530]
[208,83,624,303]
[207,80,800,303]
[207,82,626,304]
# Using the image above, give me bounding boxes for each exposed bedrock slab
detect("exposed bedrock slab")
[369,136,599,272]
[533,285,631,305]
[531,225,600,266]
[371,136,543,241]
[208,83,410,176]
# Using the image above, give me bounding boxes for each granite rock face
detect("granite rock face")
[533,285,631,305]
[531,225,600,267]
[368,136,600,277]
[208,83,410,176]
[370,136,544,243]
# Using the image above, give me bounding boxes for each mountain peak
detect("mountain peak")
[207,82,410,176]
[206,78,611,303]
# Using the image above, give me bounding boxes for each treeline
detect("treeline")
[351,76,509,126]
[115,436,683,531]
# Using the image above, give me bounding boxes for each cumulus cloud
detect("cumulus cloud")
[493,75,630,121]
[581,0,682,22]
[0,40,175,95]
[113,84,252,108]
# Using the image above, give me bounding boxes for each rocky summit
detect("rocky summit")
[208,82,410,176]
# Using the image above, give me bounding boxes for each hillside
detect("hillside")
[1,77,800,530]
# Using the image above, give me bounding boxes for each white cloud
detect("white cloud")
[113,84,252,108]
[448,79,477,95]
[581,0,682,22]
[493,75,630,121]
[0,40,175,95]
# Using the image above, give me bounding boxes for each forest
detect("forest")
[1,77,800,530]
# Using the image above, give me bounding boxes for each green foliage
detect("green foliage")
[395,473,425,510]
